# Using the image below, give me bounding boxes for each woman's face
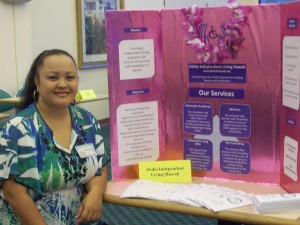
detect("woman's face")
[34,54,79,108]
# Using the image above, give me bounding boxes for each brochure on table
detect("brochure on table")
[106,1,300,192]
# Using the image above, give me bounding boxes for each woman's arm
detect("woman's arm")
[2,177,47,225]
[76,166,108,224]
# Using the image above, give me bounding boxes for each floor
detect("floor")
[102,203,218,225]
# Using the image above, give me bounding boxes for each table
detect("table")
[0,98,17,120]
[0,113,10,119]
[0,95,109,104]
[0,97,20,103]
[103,178,300,225]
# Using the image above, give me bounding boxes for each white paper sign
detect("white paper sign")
[282,36,300,110]
[284,136,298,181]
[117,101,159,166]
[119,39,155,80]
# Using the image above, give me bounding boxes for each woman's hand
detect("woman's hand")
[76,166,107,224]
[75,189,103,224]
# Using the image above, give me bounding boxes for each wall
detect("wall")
[164,0,258,8]
[124,0,259,9]
[30,0,109,120]
[0,0,259,121]
[0,2,31,95]
[0,0,109,120]
[124,0,164,9]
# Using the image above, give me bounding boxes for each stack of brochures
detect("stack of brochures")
[252,193,300,214]
[121,180,253,212]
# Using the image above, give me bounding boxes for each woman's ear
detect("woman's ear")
[34,75,39,91]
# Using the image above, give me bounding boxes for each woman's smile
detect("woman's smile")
[55,91,70,97]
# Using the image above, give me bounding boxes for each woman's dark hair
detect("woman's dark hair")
[17,49,77,110]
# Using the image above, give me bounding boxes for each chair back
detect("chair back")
[15,86,24,97]
[0,88,15,112]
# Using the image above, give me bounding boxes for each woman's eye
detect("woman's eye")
[48,76,58,80]
[67,76,75,80]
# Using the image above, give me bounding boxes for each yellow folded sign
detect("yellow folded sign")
[76,89,97,101]
[139,160,192,183]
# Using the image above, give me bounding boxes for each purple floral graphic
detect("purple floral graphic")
[182,0,251,64]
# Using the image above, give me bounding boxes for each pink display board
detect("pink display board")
[280,2,300,193]
[106,1,300,192]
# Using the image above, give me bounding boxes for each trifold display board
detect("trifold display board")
[106,1,300,192]
[260,0,295,3]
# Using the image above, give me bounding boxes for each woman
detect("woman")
[0,49,108,225]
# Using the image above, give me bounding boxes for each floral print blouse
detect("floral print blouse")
[0,103,108,225]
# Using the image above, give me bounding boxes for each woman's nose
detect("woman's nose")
[57,78,67,88]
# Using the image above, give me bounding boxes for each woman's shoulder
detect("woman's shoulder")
[70,104,97,122]
[70,104,92,116]
[7,104,37,127]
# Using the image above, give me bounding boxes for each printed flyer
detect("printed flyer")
[106,1,300,189]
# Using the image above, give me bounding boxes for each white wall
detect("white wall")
[239,0,259,5]
[0,2,31,94]
[165,0,206,8]
[164,0,258,8]
[30,0,109,120]
[0,0,109,120]
[0,0,259,121]
[125,0,164,9]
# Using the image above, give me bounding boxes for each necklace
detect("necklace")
[181,0,251,64]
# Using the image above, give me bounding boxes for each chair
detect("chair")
[0,88,15,113]
[0,88,15,128]
[15,86,24,98]
[14,86,25,114]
